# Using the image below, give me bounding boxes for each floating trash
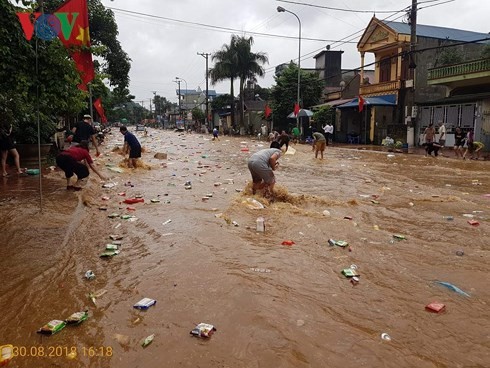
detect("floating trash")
[133,298,156,310]
[425,302,446,313]
[190,323,216,338]
[37,320,66,335]
[381,333,391,341]
[434,281,470,297]
[141,334,155,348]
[250,268,271,273]
[65,310,88,325]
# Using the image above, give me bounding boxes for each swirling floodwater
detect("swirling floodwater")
[0,129,488,368]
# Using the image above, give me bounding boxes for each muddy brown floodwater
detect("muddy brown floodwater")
[0,129,488,368]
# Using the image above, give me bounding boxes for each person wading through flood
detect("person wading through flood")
[247,147,282,197]
[423,123,436,157]
[71,114,100,157]
[0,122,23,176]
[55,140,106,190]
[120,126,142,168]
[312,130,327,159]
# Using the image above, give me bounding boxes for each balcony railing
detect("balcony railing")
[428,58,490,80]
[360,80,401,95]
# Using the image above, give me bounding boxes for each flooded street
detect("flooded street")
[0,129,489,368]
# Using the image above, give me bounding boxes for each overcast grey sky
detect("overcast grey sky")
[101,0,489,105]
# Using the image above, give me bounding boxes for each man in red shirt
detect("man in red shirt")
[56,140,106,190]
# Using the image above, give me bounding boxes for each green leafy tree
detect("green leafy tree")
[254,85,271,101]
[14,0,133,128]
[270,62,323,131]
[1,1,85,143]
[437,48,464,66]
[191,107,205,123]
[481,45,490,59]
[313,105,334,128]
[211,94,233,110]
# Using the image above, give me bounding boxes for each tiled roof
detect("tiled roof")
[384,20,490,43]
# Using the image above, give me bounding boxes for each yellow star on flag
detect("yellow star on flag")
[76,26,90,45]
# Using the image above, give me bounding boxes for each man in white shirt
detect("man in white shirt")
[437,120,446,155]
[438,121,446,146]
[322,123,334,145]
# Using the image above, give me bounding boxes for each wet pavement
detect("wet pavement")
[0,129,489,368]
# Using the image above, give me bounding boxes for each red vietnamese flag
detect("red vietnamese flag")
[264,104,272,118]
[93,98,107,123]
[358,95,365,112]
[56,0,94,90]
[293,103,300,116]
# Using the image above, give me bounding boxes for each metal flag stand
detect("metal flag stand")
[35,1,44,213]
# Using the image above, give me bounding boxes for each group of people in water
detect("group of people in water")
[1,117,486,200]
[423,121,484,159]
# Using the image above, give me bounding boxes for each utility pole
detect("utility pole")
[140,100,144,123]
[198,52,211,129]
[408,0,417,145]
[173,79,182,121]
[152,91,157,122]
[409,0,417,72]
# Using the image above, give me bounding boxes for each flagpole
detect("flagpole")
[364,105,368,144]
[271,111,274,133]
[36,0,44,213]
[89,83,94,119]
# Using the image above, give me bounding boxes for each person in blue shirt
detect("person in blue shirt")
[120,126,142,168]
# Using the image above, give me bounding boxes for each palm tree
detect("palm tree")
[234,36,268,132]
[209,36,239,129]
[209,35,268,132]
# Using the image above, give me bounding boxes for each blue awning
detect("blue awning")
[337,95,397,109]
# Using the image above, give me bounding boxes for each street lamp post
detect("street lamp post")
[277,6,301,130]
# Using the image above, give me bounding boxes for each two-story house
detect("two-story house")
[353,16,488,145]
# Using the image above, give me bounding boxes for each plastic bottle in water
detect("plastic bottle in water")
[256,217,265,232]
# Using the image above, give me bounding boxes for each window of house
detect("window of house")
[446,105,458,131]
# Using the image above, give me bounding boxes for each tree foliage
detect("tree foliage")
[191,107,205,122]
[270,63,323,131]
[211,94,233,110]
[313,106,334,128]
[1,0,85,143]
[437,48,464,66]
[1,0,132,143]
[481,45,490,59]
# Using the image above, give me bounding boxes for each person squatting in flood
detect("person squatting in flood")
[247,148,282,197]
[277,130,290,152]
[55,140,106,190]
[120,126,142,168]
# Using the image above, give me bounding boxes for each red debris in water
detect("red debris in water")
[425,302,446,313]
[281,240,295,246]
[467,220,479,226]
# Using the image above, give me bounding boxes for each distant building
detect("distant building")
[175,87,217,113]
